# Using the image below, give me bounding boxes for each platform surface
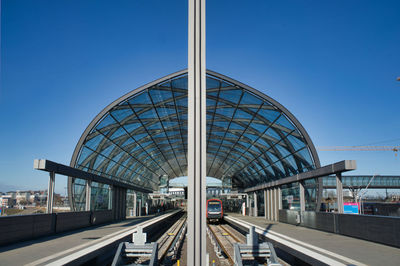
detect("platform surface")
[226,212,400,266]
[0,213,166,266]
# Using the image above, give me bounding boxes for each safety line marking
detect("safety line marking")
[26,211,178,266]
[225,216,368,266]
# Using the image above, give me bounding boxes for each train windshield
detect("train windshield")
[208,201,221,212]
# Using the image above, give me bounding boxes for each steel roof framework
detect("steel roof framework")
[69,70,320,209]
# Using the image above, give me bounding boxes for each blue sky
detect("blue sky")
[1,0,399,194]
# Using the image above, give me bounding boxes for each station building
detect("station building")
[68,70,321,214]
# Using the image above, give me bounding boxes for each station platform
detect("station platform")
[225,213,400,266]
[0,211,177,266]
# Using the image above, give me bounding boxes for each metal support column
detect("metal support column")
[271,188,276,221]
[122,188,127,219]
[108,185,113,210]
[133,192,137,217]
[269,188,274,221]
[336,173,344,213]
[85,180,92,211]
[266,188,271,220]
[264,189,267,219]
[274,188,279,221]
[187,0,206,264]
[46,171,55,214]
[278,187,282,210]
[299,182,306,212]
[253,192,258,217]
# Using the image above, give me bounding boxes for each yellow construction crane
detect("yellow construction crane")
[318,146,399,152]
[317,146,399,156]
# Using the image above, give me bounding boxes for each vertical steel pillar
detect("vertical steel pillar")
[133,192,137,217]
[187,0,206,262]
[253,192,258,217]
[85,180,91,211]
[278,187,282,210]
[122,188,127,219]
[269,188,274,220]
[274,188,279,221]
[271,188,276,221]
[108,185,113,210]
[299,182,306,212]
[264,189,267,219]
[46,172,55,214]
[266,189,270,220]
[336,173,344,213]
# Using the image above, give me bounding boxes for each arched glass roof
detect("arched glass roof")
[70,70,320,193]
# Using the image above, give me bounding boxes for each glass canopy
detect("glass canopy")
[70,70,320,201]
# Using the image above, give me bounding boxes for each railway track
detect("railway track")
[157,214,187,263]
[111,211,186,266]
[207,223,246,265]
[207,222,286,266]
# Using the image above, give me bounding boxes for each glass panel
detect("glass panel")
[72,72,319,211]
[111,108,134,123]
[240,91,263,106]
[304,178,317,211]
[274,114,295,131]
[281,182,300,210]
[96,115,117,130]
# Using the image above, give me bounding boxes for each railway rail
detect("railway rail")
[207,223,245,265]
[157,214,187,263]
[207,222,283,266]
[111,210,186,266]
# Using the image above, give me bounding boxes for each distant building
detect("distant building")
[7,191,16,199]
[16,191,31,204]
[1,195,16,208]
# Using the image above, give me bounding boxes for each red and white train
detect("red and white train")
[206,198,223,223]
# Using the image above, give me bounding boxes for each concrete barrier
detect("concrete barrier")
[279,209,400,248]
[0,214,55,246]
[55,211,91,233]
[338,213,400,247]
[278,209,299,225]
[0,210,126,246]
[301,211,337,233]
[91,210,113,225]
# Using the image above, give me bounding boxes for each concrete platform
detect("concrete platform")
[0,212,175,266]
[226,213,400,266]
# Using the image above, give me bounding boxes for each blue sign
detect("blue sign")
[343,203,359,214]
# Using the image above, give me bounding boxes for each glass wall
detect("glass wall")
[126,189,136,217]
[71,179,111,211]
[281,182,300,210]
[304,178,318,211]
[91,182,111,210]
[73,178,86,211]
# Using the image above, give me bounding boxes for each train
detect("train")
[206,198,223,223]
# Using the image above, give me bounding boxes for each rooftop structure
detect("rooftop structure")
[69,70,321,211]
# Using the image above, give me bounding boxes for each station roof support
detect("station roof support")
[244,160,356,192]
[33,159,152,193]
